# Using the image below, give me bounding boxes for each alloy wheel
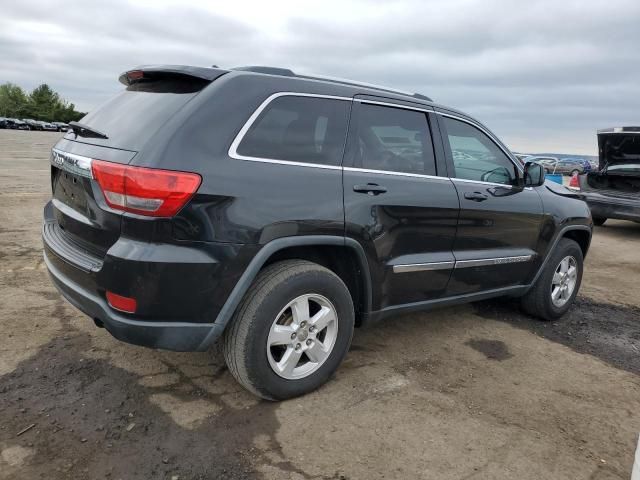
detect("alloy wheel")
[551,255,578,307]
[266,294,339,379]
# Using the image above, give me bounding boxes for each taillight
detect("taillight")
[91,160,201,217]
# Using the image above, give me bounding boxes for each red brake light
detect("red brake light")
[106,291,137,313]
[91,160,201,217]
[126,70,145,82]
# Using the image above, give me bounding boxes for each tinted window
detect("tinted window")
[236,96,350,166]
[443,117,517,185]
[352,104,436,175]
[67,76,210,152]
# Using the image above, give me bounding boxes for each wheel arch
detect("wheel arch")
[526,224,592,291]
[199,236,372,349]
[562,228,591,258]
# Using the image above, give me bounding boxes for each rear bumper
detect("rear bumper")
[45,251,222,351]
[42,201,255,351]
[582,193,640,222]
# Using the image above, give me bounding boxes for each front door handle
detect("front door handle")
[464,191,488,202]
[353,183,387,196]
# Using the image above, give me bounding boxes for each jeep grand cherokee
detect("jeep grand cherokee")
[43,65,592,400]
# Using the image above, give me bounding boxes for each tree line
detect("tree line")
[0,83,86,123]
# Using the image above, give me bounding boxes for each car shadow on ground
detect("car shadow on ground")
[473,296,640,376]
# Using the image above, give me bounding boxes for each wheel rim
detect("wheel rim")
[266,294,339,380]
[551,255,578,307]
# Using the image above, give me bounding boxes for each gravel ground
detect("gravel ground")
[1,129,639,480]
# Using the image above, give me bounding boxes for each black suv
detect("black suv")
[43,65,592,399]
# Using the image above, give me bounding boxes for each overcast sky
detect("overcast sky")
[2,0,639,154]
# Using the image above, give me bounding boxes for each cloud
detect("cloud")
[1,0,639,154]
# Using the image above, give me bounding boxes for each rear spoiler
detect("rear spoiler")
[118,65,228,86]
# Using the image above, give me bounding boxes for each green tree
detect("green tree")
[0,83,29,118]
[28,84,61,121]
[0,82,85,122]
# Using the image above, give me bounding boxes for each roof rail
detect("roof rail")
[231,66,295,76]
[231,65,433,102]
[411,93,432,101]
[597,126,640,134]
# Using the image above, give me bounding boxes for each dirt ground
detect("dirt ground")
[1,129,639,480]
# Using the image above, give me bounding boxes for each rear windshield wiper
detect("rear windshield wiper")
[68,121,109,139]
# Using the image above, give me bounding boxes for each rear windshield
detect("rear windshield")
[66,75,209,151]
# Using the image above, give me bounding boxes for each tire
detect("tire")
[593,217,607,226]
[521,238,583,321]
[223,260,355,400]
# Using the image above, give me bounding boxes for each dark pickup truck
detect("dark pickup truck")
[579,127,640,225]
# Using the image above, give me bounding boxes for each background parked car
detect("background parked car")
[52,122,69,132]
[529,156,591,175]
[0,117,9,129]
[560,157,592,174]
[23,119,42,130]
[11,119,30,130]
[529,156,559,172]
[40,121,58,132]
[578,126,640,225]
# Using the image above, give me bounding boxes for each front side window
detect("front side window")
[443,117,517,185]
[236,96,350,166]
[352,104,436,175]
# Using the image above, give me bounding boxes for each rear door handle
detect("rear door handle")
[353,183,387,196]
[464,191,488,202]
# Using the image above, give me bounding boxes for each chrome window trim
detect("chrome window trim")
[227,93,528,187]
[451,177,533,190]
[228,92,352,169]
[436,111,523,173]
[51,148,93,179]
[344,166,450,182]
[393,261,455,273]
[351,99,443,178]
[454,255,533,269]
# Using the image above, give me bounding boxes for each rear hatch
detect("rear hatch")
[47,66,226,263]
[581,127,640,199]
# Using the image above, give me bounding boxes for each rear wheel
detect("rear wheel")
[223,260,354,400]
[521,238,583,321]
[593,217,607,226]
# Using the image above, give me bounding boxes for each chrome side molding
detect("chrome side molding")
[393,254,533,273]
[454,255,533,269]
[392,261,455,273]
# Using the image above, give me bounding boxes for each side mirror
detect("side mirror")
[523,161,545,187]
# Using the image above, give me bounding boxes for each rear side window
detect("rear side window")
[352,104,436,176]
[236,96,350,166]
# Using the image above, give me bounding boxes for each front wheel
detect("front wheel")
[223,260,354,400]
[521,238,583,321]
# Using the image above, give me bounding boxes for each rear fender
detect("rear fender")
[198,236,371,349]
